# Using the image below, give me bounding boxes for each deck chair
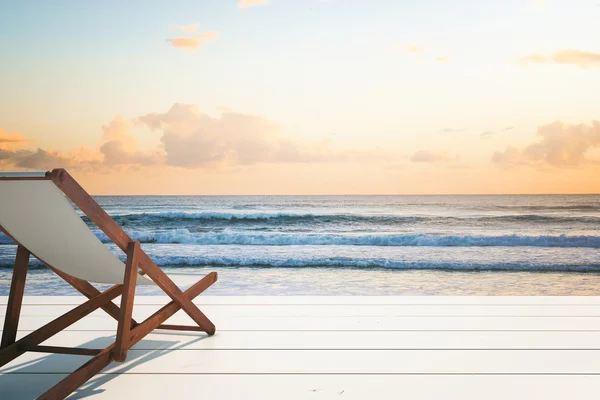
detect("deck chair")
[0,169,217,399]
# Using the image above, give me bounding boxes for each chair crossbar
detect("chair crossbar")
[23,345,103,356]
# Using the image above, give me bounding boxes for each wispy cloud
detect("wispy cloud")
[480,126,513,139]
[167,31,218,51]
[238,0,269,8]
[166,24,218,51]
[520,49,600,67]
[0,129,30,151]
[492,120,600,168]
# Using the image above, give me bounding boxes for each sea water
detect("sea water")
[1,195,599,295]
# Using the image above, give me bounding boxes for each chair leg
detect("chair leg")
[128,272,218,346]
[1,245,30,348]
[114,241,139,362]
[138,253,216,335]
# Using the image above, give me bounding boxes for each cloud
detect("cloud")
[0,130,70,169]
[137,103,350,168]
[492,120,600,168]
[0,149,15,160]
[1,103,392,172]
[166,24,218,50]
[0,117,161,171]
[10,149,72,169]
[0,129,30,151]
[520,49,600,67]
[100,116,163,166]
[480,126,514,139]
[0,116,162,171]
[435,56,450,63]
[238,0,269,8]
[167,31,218,50]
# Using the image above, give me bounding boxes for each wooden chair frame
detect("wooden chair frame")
[0,169,217,399]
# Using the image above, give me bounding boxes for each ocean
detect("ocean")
[1,195,600,295]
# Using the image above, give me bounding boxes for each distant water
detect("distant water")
[1,195,599,295]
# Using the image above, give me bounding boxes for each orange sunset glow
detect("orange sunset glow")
[1,0,599,194]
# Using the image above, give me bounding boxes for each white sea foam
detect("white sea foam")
[92,229,600,247]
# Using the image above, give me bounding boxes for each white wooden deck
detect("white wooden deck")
[2,296,600,399]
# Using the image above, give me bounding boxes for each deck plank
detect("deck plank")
[5,296,600,305]
[2,374,600,400]
[3,349,600,374]
[6,304,600,317]
[11,314,600,331]
[5,330,600,349]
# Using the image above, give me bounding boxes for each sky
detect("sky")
[1,0,599,194]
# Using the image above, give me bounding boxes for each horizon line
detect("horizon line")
[88,193,600,197]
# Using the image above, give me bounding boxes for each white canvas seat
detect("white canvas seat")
[0,173,152,285]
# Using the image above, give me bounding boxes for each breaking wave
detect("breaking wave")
[83,211,600,226]
[93,230,600,247]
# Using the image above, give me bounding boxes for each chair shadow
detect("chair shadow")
[0,333,210,399]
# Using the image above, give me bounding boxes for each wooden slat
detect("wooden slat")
[3,349,600,374]
[156,324,206,332]
[114,241,139,361]
[3,374,600,400]
[22,345,101,356]
[6,296,600,306]
[5,330,600,350]
[11,314,600,331]
[0,246,29,347]
[7,304,600,318]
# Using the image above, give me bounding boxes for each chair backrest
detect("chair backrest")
[0,172,152,285]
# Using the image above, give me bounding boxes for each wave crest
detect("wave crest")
[94,230,600,247]
[89,211,600,226]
